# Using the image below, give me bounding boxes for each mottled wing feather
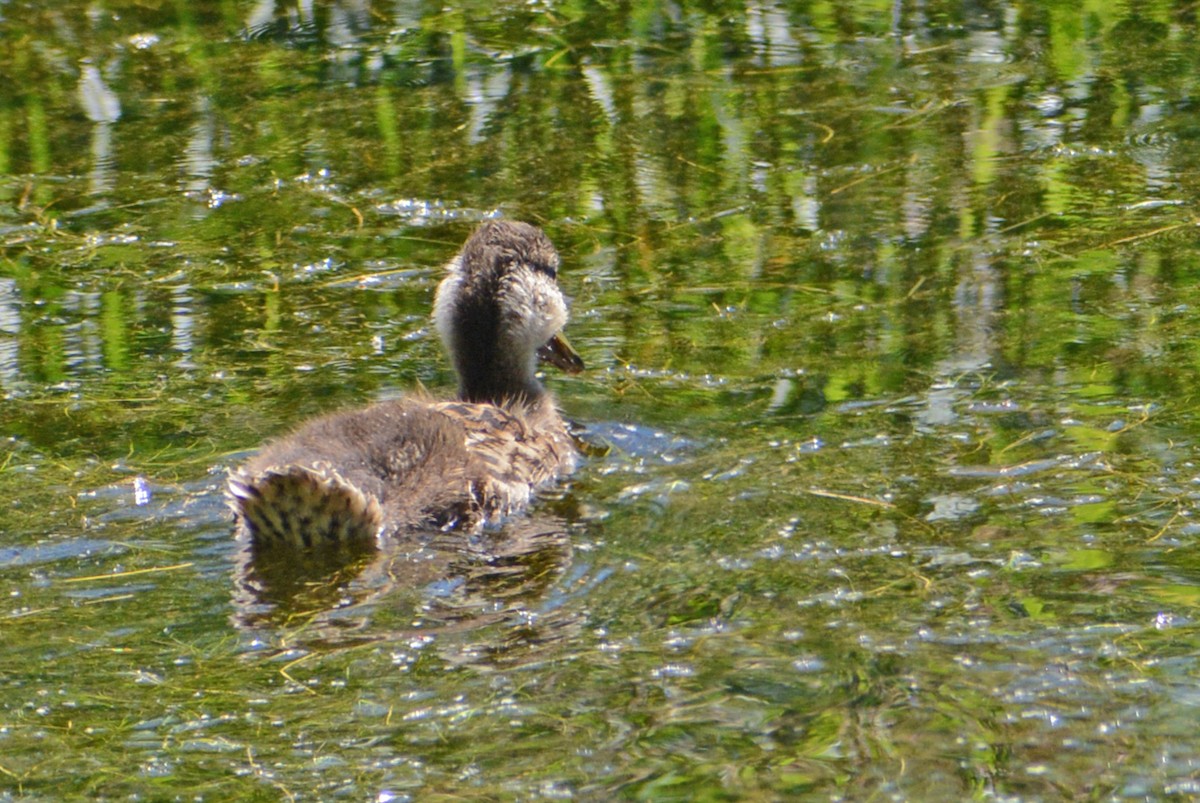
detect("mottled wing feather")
[434,400,575,526]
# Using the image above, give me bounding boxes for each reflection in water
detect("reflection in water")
[326,1,369,84]
[1133,102,1173,193]
[966,29,1010,66]
[246,0,315,40]
[171,285,195,369]
[917,247,1002,430]
[245,0,369,49]
[87,125,116,196]
[951,249,1002,374]
[65,290,102,374]
[0,279,20,389]
[230,517,578,661]
[901,149,933,241]
[746,1,802,67]
[78,64,121,125]
[791,171,820,232]
[582,65,616,127]
[230,537,383,626]
[465,66,513,145]
[246,0,279,35]
[326,0,369,49]
[78,62,120,195]
[183,96,215,202]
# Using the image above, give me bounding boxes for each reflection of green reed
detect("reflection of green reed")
[25,91,51,178]
[0,1,1195,420]
[0,107,11,179]
[101,289,128,372]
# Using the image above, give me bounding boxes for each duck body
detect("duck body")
[227,221,583,550]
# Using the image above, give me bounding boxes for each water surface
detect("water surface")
[4,2,1200,799]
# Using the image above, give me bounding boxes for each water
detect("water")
[3,2,1200,799]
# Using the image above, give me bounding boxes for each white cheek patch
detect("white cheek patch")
[499,271,567,351]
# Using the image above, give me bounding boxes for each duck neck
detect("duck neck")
[456,348,543,405]
[438,272,546,406]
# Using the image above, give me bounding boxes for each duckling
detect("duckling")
[226,220,584,550]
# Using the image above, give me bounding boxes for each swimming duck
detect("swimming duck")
[226,220,584,550]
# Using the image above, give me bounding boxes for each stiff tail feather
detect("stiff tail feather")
[226,464,382,549]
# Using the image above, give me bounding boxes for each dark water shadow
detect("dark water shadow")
[228,515,579,654]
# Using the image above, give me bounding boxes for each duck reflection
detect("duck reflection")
[229,513,578,656]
